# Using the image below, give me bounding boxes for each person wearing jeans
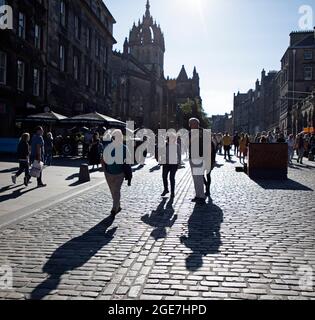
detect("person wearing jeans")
[12,133,31,186]
[287,134,295,165]
[161,133,181,198]
[189,118,206,205]
[103,130,130,216]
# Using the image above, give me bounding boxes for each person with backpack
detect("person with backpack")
[12,133,31,186]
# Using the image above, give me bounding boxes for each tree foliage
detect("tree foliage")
[180,98,210,129]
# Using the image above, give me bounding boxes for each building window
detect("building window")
[304,66,313,81]
[73,55,79,80]
[34,24,41,49]
[33,68,40,96]
[304,51,313,60]
[86,28,91,49]
[96,38,100,58]
[59,45,65,72]
[103,72,107,96]
[18,12,26,39]
[60,0,66,27]
[104,46,108,65]
[74,16,81,40]
[0,51,7,85]
[85,63,90,87]
[95,70,100,92]
[17,60,25,91]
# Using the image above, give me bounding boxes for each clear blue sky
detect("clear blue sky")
[105,0,314,117]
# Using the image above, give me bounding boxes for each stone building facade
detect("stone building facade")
[234,30,315,136]
[279,31,315,135]
[111,1,201,131]
[0,0,49,137]
[210,112,233,135]
[292,91,315,134]
[0,0,116,137]
[46,0,116,117]
[233,69,280,135]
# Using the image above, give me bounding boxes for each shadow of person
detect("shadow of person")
[180,201,223,272]
[141,198,177,240]
[149,164,161,173]
[132,164,145,172]
[30,216,116,300]
[0,186,38,202]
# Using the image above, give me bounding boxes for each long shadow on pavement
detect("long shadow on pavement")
[253,179,313,191]
[0,186,38,201]
[180,201,224,272]
[30,216,117,300]
[141,198,177,240]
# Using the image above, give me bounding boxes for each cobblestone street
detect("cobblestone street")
[0,155,314,300]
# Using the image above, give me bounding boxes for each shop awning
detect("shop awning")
[61,112,126,127]
[16,111,68,123]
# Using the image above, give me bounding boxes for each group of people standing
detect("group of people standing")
[212,130,315,166]
[100,118,217,215]
[212,132,250,164]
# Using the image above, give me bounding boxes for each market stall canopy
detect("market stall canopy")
[62,112,126,127]
[16,111,68,123]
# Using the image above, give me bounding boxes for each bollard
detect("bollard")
[79,164,90,183]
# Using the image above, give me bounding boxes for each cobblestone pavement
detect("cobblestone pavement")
[0,155,314,300]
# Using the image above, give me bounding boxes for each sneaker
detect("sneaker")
[11,175,16,184]
[161,190,169,197]
[24,177,29,187]
[37,183,47,188]
[170,193,175,198]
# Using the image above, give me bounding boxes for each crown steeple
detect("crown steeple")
[128,1,165,77]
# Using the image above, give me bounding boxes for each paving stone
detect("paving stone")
[0,157,314,301]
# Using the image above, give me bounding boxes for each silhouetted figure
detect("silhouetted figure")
[180,203,223,271]
[30,216,116,300]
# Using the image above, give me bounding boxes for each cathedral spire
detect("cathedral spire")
[177,65,188,82]
[145,0,151,17]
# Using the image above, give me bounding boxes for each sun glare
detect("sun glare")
[174,0,204,13]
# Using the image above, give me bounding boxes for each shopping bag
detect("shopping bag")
[30,160,43,178]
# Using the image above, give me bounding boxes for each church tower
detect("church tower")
[128,0,165,78]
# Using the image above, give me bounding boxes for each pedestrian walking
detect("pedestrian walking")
[233,132,240,157]
[103,130,131,216]
[222,132,232,161]
[239,133,247,164]
[204,139,217,198]
[216,133,223,155]
[11,133,31,186]
[277,133,286,143]
[189,118,206,205]
[44,132,54,166]
[30,126,46,188]
[287,134,295,165]
[160,133,181,198]
[88,133,103,170]
[297,133,305,164]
